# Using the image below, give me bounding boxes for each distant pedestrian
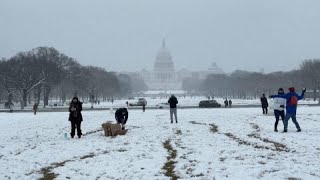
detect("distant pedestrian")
[260,94,269,114]
[224,99,229,108]
[33,103,38,115]
[68,97,83,138]
[270,87,306,132]
[168,94,178,123]
[115,108,129,130]
[142,104,145,112]
[272,88,286,132]
[228,99,232,108]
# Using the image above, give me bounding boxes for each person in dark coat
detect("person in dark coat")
[224,99,229,108]
[270,87,306,132]
[260,94,269,114]
[168,95,178,123]
[68,97,83,138]
[228,99,232,108]
[115,108,128,130]
[33,103,38,115]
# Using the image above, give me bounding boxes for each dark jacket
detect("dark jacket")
[68,98,83,122]
[260,97,268,108]
[115,108,128,122]
[168,96,178,108]
[271,91,305,114]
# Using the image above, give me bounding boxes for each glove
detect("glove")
[280,105,285,108]
[302,88,306,92]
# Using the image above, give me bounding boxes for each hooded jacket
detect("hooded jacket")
[68,97,83,121]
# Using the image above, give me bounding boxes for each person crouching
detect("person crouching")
[115,108,128,130]
[68,97,83,138]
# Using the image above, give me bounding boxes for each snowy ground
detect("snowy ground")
[1,107,320,179]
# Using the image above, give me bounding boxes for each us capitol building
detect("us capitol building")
[137,39,225,90]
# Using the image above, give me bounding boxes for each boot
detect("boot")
[282,129,287,133]
[297,129,301,132]
[274,129,278,132]
[78,135,81,138]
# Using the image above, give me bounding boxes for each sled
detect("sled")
[101,123,128,137]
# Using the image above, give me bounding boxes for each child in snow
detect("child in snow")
[270,87,306,133]
[68,97,83,138]
[115,107,129,130]
[272,88,286,132]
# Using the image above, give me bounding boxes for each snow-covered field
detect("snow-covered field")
[1,107,320,179]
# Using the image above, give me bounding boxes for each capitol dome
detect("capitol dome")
[153,39,175,72]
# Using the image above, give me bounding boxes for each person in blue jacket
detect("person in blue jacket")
[270,87,306,133]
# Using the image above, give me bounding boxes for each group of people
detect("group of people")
[66,87,306,138]
[224,99,232,108]
[67,94,179,138]
[266,87,306,133]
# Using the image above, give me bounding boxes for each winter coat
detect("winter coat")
[115,108,128,122]
[68,102,83,122]
[260,97,268,108]
[271,91,305,114]
[168,96,178,108]
[33,104,38,111]
[273,97,286,111]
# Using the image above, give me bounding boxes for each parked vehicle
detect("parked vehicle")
[129,98,147,106]
[199,100,221,108]
[156,102,169,109]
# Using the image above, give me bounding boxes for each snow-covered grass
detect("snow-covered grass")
[1,107,320,179]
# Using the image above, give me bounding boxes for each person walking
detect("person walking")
[115,107,129,130]
[273,88,286,132]
[168,95,178,123]
[33,103,38,115]
[224,99,228,108]
[142,104,145,112]
[270,87,306,132]
[68,97,83,138]
[260,94,269,114]
[228,99,232,108]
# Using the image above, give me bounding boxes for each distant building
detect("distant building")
[134,39,226,90]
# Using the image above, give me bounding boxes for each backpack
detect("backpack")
[288,96,298,106]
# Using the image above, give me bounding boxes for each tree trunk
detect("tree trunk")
[20,89,27,110]
[37,86,41,105]
[43,86,51,107]
[61,89,66,104]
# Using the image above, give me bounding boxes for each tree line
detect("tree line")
[0,47,147,109]
[182,59,320,102]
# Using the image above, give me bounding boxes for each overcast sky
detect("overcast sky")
[1,0,320,73]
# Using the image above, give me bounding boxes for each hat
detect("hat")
[278,88,284,94]
[288,87,295,92]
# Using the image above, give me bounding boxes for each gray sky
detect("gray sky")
[1,0,320,73]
